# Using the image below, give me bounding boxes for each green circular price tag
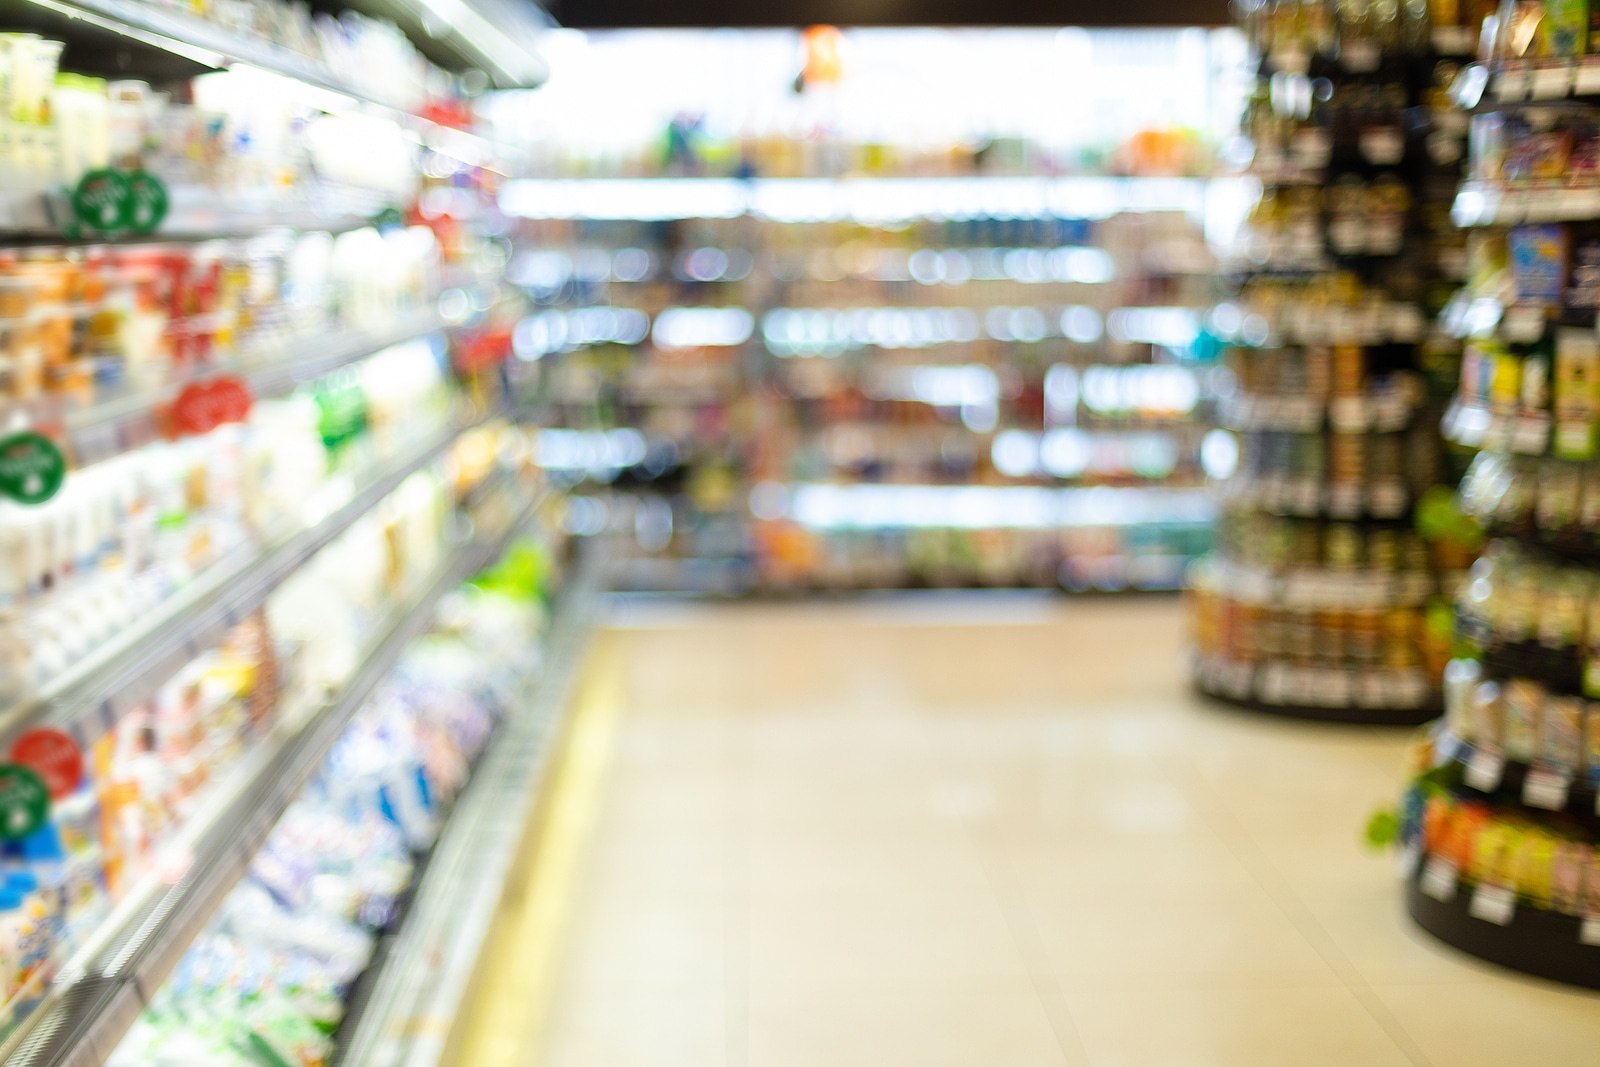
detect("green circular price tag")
[0,432,67,505]
[71,168,132,231]
[0,764,50,841]
[124,170,169,234]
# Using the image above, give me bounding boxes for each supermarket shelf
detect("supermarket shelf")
[336,538,604,1067]
[16,0,541,111]
[1193,657,1440,725]
[1489,58,1600,105]
[0,480,553,1067]
[1435,729,1600,834]
[497,176,1244,224]
[4,403,505,754]
[0,184,390,247]
[1405,864,1600,990]
[1218,478,1414,522]
[1451,181,1600,227]
[8,309,447,465]
[1194,682,1440,725]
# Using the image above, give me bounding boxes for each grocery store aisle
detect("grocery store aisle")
[458,596,1600,1067]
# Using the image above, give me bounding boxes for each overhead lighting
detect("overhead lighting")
[652,307,754,349]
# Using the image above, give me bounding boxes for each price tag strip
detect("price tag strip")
[1468,883,1517,926]
[1464,748,1506,792]
[1421,856,1459,902]
[1522,766,1572,811]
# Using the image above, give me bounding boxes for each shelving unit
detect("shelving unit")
[1,482,555,1067]
[1186,3,1477,723]
[7,402,505,749]
[1386,13,1600,986]
[0,2,576,1063]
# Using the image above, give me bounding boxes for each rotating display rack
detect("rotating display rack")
[1187,0,1481,722]
[1392,0,1600,986]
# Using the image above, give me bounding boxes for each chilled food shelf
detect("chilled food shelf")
[335,541,602,1067]
[5,403,507,753]
[0,477,554,1067]
[6,310,447,466]
[0,184,395,247]
[14,0,543,113]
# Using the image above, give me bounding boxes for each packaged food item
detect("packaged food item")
[1553,840,1586,913]
[1508,224,1571,307]
[1543,694,1585,772]
[1472,679,1505,750]
[1503,678,1545,762]
[1542,0,1590,56]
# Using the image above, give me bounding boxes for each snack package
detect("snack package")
[1555,330,1600,450]
[1508,224,1571,307]
[1504,678,1546,762]
[1553,840,1586,913]
[1516,831,1556,908]
[1543,0,1589,55]
[1472,680,1505,750]
[1543,694,1585,772]
[1584,848,1600,917]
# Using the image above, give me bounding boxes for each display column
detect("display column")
[1189,1,1479,723]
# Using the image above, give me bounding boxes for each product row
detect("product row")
[1406,790,1600,923]
[1458,451,1600,546]
[106,545,557,1067]
[1225,424,1443,516]
[0,228,440,404]
[0,337,453,706]
[1189,574,1449,673]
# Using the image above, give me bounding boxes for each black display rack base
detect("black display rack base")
[1193,683,1440,726]
[1405,870,1600,990]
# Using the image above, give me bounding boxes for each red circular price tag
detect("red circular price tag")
[10,728,83,800]
[171,376,254,436]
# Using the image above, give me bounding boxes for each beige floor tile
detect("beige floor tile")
[499,599,1600,1067]
[542,978,727,1067]
[746,880,1032,987]
[1027,877,1342,987]
[1370,979,1600,1067]
[1065,984,1416,1067]
[745,977,1072,1067]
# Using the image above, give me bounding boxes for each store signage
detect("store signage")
[0,432,66,505]
[0,765,50,841]
[71,169,169,234]
[10,729,84,800]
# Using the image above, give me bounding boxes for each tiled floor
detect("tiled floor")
[494,595,1600,1067]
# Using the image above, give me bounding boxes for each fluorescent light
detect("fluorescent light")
[652,307,754,348]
